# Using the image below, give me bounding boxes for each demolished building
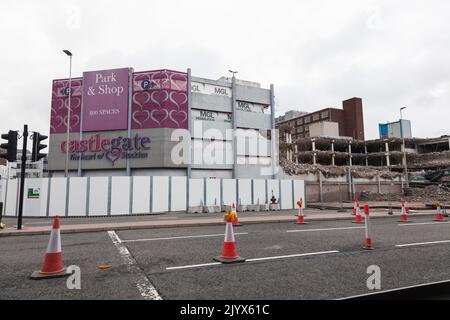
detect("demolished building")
[277,121,450,202]
[279,127,450,177]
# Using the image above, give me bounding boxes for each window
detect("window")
[304,116,311,124]
[304,125,309,131]
[297,118,303,125]
[297,126,304,133]
[312,113,320,121]
[321,111,329,119]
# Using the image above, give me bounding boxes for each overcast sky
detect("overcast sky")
[1,0,449,140]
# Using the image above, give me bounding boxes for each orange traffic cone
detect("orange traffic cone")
[231,203,242,227]
[295,198,308,225]
[352,200,363,224]
[30,216,70,279]
[398,202,410,223]
[434,202,446,222]
[214,221,245,264]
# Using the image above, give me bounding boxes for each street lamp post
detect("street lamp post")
[228,70,238,78]
[400,107,409,188]
[63,50,72,178]
[228,70,238,179]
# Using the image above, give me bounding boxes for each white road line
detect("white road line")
[166,262,222,270]
[107,231,162,300]
[396,240,450,248]
[122,233,249,243]
[246,250,340,262]
[398,221,450,227]
[287,226,364,233]
[165,250,339,271]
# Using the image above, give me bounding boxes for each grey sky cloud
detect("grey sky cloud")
[1,0,449,141]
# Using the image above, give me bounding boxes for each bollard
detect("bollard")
[363,205,373,250]
[0,202,4,229]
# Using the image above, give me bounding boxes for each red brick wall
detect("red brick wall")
[329,108,345,137]
[342,97,365,140]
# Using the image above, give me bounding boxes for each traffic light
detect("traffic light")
[0,130,18,162]
[31,132,48,162]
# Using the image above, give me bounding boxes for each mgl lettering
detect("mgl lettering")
[214,87,228,96]
[200,111,215,120]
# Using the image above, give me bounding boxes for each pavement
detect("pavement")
[0,204,440,237]
[308,201,435,210]
[1,211,450,300]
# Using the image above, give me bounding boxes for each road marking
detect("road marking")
[166,262,222,270]
[122,233,249,243]
[166,250,339,271]
[287,226,364,233]
[398,221,450,227]
[246,250,339,262]
[107,231,162,300]
[396,240,450,248]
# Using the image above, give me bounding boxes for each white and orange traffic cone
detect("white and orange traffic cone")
[363,205,374,250]
[214,212,245,264]
[352,198,359,216]
[398,201,410,223]
[30,216,70,279]
[231,203,242,227]
[434,202,446,222]
[405,198,411,214]
[352,199,363,224]
[295,198,308,225]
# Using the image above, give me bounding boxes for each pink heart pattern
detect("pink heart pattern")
[50,78,82,133]
[131,70,188,129]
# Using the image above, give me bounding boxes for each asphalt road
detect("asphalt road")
[1,215,450,300]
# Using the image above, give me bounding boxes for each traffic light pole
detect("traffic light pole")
[17,124,28,230]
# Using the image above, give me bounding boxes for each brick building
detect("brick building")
[276,97,365,141]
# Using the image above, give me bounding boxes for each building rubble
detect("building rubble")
[280,159,402,179]
[359,185,450,203]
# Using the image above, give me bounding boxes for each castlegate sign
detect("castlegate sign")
[60,133,151,165]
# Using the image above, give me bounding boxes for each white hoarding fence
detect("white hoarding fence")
[1,177,305,217]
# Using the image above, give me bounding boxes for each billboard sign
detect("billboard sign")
[191,109,231,123]
[132,70,188,129]
[191,82,231,97]
[82,68,131,132]
[50,78,83,134]
[236,101,267,113]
